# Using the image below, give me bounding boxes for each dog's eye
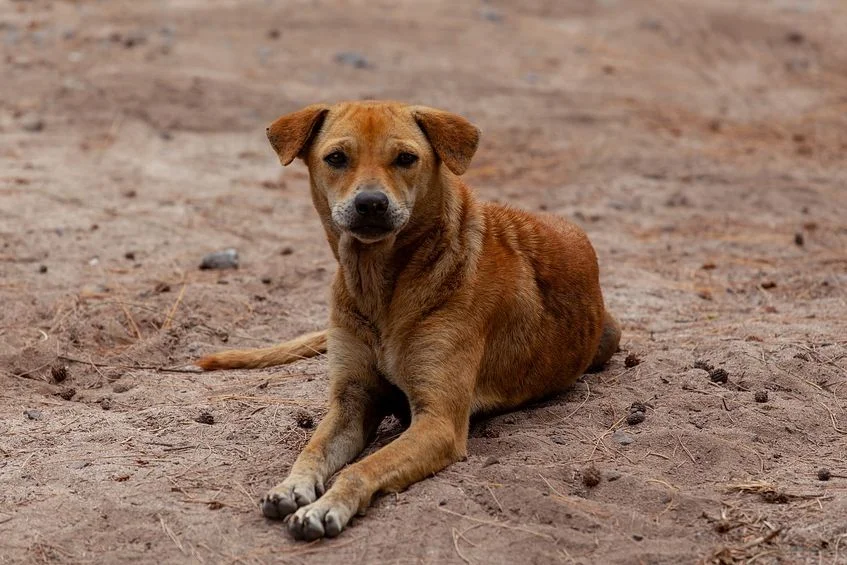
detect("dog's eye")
[394,152,418,168]
[324,151,348,168]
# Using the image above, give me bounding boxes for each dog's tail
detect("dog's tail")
[195,330,328,371]
[588,310,621,372]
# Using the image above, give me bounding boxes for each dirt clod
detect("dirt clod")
[195,410,215,425]
[56,387,76,400]
[624,353,642,368]
[626,411,646,425]
[99,398,113,410]
[794,232,804,246]
[709,368,729,384]
[629,402,647,414]
[51,365,68,383]
[582,466,602,487]
[760,281,777,290]
[754,390,769,403]
[38,264,48,273]
[817,468,831,481]
[693,360,714,372]
[294,409,314,429]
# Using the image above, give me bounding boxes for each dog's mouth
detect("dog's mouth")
[348,221,395,242]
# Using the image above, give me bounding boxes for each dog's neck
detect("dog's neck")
[314,171,471,322]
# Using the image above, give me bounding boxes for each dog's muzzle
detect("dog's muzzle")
[332,190,409,241]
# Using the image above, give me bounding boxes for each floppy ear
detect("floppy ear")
[412,107,480,175]
[266,104,329,166]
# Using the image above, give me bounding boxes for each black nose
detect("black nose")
[354,191,389,217]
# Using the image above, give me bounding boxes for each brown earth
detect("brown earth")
[2,1,847,563]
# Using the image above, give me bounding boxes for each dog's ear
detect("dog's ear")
[266,104,330,166]
[412,107,480,176]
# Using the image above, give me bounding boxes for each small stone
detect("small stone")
[280,246,294,256]
[38,264,48,274]
[794,232,804,246]
[606,471,622,481]
[99,398,113,410]
[195,410,215,425]
[24,409,42,420]
[760,281,777,290]
[267,29,280,40]
[57,387,76,400]
[754,390,769,403]
[51,365,68,383]
[154,282,171,293]
[294,409,314,429]
[482,456,500,467]
[582,466,601,487]
[624,353,641,368]
[633,533,644,541]
[69,461,89,470]
[479,7,503,21]
[626,411,646,425]
[613,430,634,445]
[199,248,239,270]
[503,415,516,425]
[334,51,371,69]
[112,382,132,393]
[124,251,136,260]
[817,468,831,481]
[709,368,729,384]
[260,276,272,285]
[21,113,44,132]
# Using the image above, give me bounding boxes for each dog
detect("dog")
[197,101,621,541]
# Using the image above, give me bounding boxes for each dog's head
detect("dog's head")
[266,101,479,243]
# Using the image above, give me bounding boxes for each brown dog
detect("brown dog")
[197,101,621,540]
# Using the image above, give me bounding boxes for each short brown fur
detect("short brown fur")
[196,101,621,540]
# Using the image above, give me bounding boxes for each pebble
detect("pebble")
[334,51,371,69]
[754,390,769,403]
[69,461,89,470]
[24,409,42,420]
[482,456,500,467]
[20,113,45,132]
[200,248,239,270]
[626,411,646,425]
[613,430,634,445]
[479,7,503,22]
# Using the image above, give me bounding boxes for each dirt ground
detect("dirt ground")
[2,0,846,563]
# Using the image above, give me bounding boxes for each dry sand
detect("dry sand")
[1,1,846,563]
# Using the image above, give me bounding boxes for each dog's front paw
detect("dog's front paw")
[260,475,324,520]
[288,496,356,541]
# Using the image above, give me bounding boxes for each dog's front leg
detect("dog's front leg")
[261,330,385,520]
[287,351,477,541]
